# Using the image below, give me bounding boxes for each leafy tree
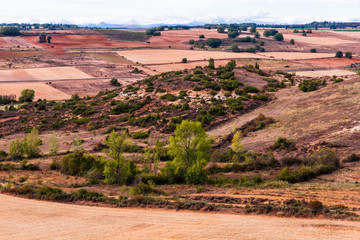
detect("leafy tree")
[110,78,120,86]
[345,52,352,59]
[23,128,42,158]
[254,31,260,38]
[217,26,225,33]
[310,48,317,53]
[182,58,188,63]
[49,135,60,154]
[232,130,243,153]
[207,58,215,69]
[228,31,239,38]
[71,138,83,153]
[19,89,35,103]
[9,138,25,160]
[225,59,236,71]
[47,36,52,43]
[273,33,284,41]
[231,44,240,52]
[199,34,205,38]
[39,33,47,43]
[1,26,20,36]
[206,38,222,48]
[104,131,136,185]
[168,120,212,184]
[263,29,278,37]
[250,26,257,34]
[290,39,295,44]
[335,51,343,58]
[188,39,195,44]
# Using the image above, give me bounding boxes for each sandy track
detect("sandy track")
[118,49,268,65]
[0,194,359,240]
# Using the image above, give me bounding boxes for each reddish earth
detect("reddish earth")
[1,194,359,240]
[300,57,360,68]
[22,35,125,49]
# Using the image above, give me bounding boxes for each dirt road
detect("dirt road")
[0,194,359,240]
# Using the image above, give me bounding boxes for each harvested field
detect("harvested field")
[0,194,359,240]
[257,52,335,60]
[0,37,37,48]
[0,82,70,100]
[22,35,124,49]
[295,69,357,77]
[299,57,360,68]
[118,49,268,65]
[281,33,356,46]
[0,67,93,82]
[0,50,46,59]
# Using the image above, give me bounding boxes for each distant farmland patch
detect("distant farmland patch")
[94,29,147,42]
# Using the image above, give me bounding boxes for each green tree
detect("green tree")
[217,26,225,33]
[71,138,83,153]
[273,33,284,41]
[47,35,52,43]
[9,138,25,160]
[250,26,257,34]
[231,44,240,52]
[207,58,215,69]
[23,128,42,158]
[110,78,120,86]
[104,131,135,185]
[335,51,343,58]
[263,29,278,37]
[345,52,352,59]
[225,59,236,71]
[182,58,188,63]
[168,120,212,184]
[49,134,60,154]
[290,39,295,44]
[228,31,239,38]
[206,38,222,48]
[1,26,20,36]
[254,31,260,38]
[39,33,47,43]
[232,130,243,153]
[19,89,35,103]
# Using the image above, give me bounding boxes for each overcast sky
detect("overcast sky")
[1,0,360,25]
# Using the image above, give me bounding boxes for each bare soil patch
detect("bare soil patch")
[118,49,268,65]
[295,69,356,77]
[0,194,359,240]
[257,52,335,60]
[0,82,70,100]
[0,66,92,82]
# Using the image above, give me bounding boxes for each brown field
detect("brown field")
[257,52,335,60]
[0,67,93,82]
[281,31,357,46]
[295,69,356,77]
[300,57,360,68]
[117,49,268,65]
[0,82,70,100]
[0,194,359,240]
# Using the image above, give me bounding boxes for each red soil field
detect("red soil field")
[22,35,125,49]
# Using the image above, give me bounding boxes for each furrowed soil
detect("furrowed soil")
[0,194,359,240]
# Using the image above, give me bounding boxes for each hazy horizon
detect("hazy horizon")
[1,0,360,26]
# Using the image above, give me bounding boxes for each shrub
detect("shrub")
[253,94,268,101]
[273,33,284,41]
[334,78,343,83]
[310,48,317,53]
[344,153,360,163]
[228,31,239,38]
[61,152,104,176]
[299,80,318,92]
[199,34,205,38]
[182,58,188,63]
[132,131,149,139]
[9,138,25,160]
[244,85,260,93]
[273,137,295,151]
[189,39,195,44]
[72,117,91,125]
[290,39,295,44]
[231,44,240,52]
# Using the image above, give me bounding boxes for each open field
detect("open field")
[299,57,360,68]
[257,52,335,60]
[118,49,268,65]
[0,82,70,100]
[0,67,93,82]
[295,69,357,77]
[281,31,357,46]
[0,194,359,240]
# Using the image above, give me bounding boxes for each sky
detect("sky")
[1,0,360,25]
